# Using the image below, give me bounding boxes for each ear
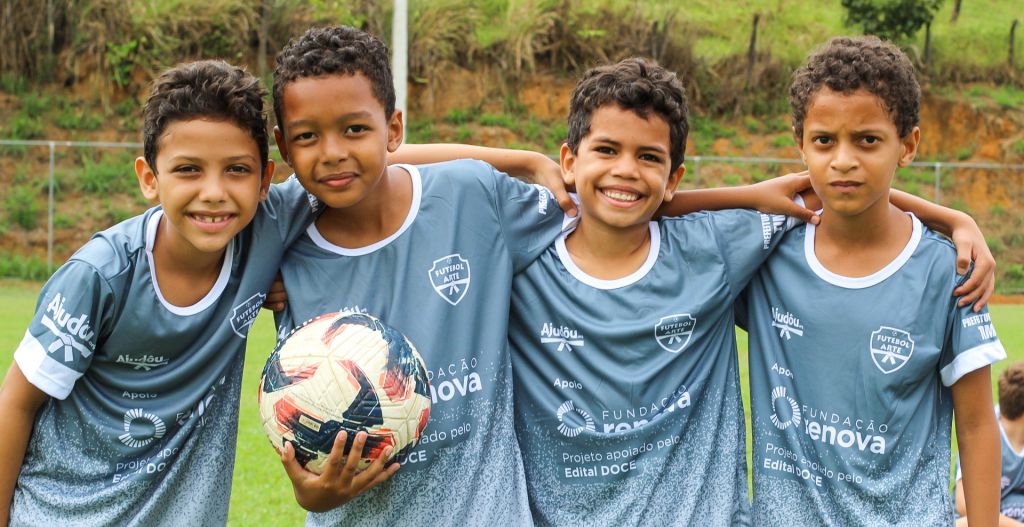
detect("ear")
[663,163,686,202]
[135,157,160,204]
[898,126,921,167]
[559,143,577,188]
[273,126,291,166]
[386,109,404,152]
[259,159,275,201]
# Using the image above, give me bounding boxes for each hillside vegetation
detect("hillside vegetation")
[0,1,1022,291]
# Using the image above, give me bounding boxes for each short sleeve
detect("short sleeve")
[260,176,318,247]
[489,167,567,273]
[707,209,791,301]
[939,275,1006,387]
[14,261,115,399]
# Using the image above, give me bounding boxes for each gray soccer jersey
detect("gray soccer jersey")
[273,160,565,527]
[10,178,314,526]
[511,209,789,527]
[955,406,1024,521]
[739,215,1006,526]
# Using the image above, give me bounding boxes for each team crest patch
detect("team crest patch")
[870,326,915,374]
[654,314,697,353]
[231,293,266,338]
[428,254,471,305]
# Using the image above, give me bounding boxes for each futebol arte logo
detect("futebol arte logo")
[428,254,471,305]
[654,314,696,353]
[870,326,915,374]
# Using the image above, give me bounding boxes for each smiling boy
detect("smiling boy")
[0,60,315,525]
[739,37,1005,526]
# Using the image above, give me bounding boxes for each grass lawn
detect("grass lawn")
[0,279,1021,523]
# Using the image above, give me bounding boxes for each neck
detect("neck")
[1002,414,1024,452]
[813,196,913,278]
[153,219,224,277]
[318,165,412,247]
[564,217,651,280]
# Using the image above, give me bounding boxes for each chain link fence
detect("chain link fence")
[2,139,1023,292]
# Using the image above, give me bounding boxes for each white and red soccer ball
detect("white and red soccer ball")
[259,312,431,473]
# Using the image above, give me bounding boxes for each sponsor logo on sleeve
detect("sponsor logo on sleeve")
[654,314,696,353]
[760,213,784,249]
[428,254,471,306]
[533,184,552,215]
[869,326,914,374]
[556,399,595,437]
[41,293,96,362]
[230,292,266,338]
[771,306,804,340]
[540,322,584,352]
[962,312,998,340]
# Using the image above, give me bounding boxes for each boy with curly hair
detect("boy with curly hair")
[0,60,316,525]
[738,36,1005,526]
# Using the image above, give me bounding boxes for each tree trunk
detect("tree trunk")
[1012,19,1019,69]
[258,0,271,80]
[951,0,962,23]
[924,22,932,65]
[746,13,760,86]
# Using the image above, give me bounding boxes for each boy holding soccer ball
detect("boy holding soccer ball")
[0,61,320,525]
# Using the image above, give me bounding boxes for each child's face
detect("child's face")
[135,118,272,255]
[561,105,684,231]
[275,73,403,211]
[798,88,920,218]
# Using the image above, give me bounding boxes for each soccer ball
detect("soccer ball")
[259,311,431,473]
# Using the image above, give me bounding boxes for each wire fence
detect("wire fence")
[1,139,1023,292]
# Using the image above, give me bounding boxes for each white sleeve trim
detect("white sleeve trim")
[941,340,1007,387]
[13,329,80,400]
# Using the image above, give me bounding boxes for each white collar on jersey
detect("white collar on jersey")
[555,221,661,290]
[803,211,922,289]
[145,210,235,316]
[305,164,422,256]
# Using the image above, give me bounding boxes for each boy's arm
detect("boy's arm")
[953,366,1001,527]
[389,144,577,217]
[657,174,820,224]
[889,189,995,309]
[0,363,50,525]
[280,430,398,511]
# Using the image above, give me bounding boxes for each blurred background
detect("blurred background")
[0,2,1021,523]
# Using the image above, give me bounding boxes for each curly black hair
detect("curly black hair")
[143,60,269,174]
[790,36,920,140]
[567,57,689,173]
[273,26,395,132]
[1000,362,1024,420]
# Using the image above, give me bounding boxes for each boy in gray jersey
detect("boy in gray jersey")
[739,36,1004,526]
[955,362,1024,526]
[269,26,571,525]
[0,61,318,526]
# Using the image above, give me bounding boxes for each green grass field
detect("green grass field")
[0,279,1021,524]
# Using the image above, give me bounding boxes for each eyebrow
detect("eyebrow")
[285,111,375,130]
[590,136,668,154]
[167,154,258,164]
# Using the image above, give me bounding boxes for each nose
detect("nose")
[321,132,349,165]
[830,142,858,173]
[610,155,640,179]
[198,173,228,203]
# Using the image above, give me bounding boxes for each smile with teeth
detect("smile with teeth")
[601,189,641,202]
[190,214,232,223]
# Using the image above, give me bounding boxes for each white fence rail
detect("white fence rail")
[2,139,1024,273]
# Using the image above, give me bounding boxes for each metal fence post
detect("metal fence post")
[692,156,701,187]
[47,141,55,273]
[933,162,942,205]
